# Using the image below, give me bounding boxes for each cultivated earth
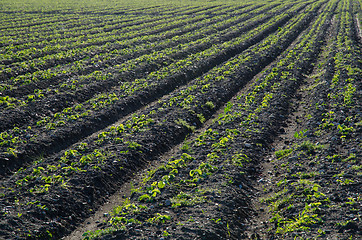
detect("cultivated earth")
[0,0,361,239]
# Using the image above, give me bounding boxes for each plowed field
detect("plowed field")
[0,0,361,239]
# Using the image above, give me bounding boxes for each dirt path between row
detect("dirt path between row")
[247,11,361,239]
[245,66,313,239]
[62,95,232,240]
[356,16,362,43]
[245,13,337,239]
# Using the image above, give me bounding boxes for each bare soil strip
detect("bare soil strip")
[356,16,362,43]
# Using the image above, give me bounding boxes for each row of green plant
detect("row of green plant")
[0,4,203,38]
[0,3,272,112]
[306,0,360,141]
[4,0,348,238]
[0,0,310,185]
[0,0,320,204]
[219,0,334,127]
[0,2,284,133]
[81,1,343,238]
[81,127,249,239]
[261,0,361,238]
[0,4,206,53]
[0,3,329,239]
[0,1,310,161]
[0,5,229,84]
[0,3,268,100]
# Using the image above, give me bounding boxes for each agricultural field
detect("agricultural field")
[0,0,361,239]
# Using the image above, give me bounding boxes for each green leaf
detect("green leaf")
[189,169,202,177]
[158,181,166,189]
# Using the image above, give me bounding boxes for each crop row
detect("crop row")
[1,14,148,53]
[0,0,326,238]
[0,5,189,39]
[0,0,314,175]
[0,5,202,35]
[81,0,343,238]
[84,2,342,239]
[0,2,282,126]
[2,4,240,39]
[0,5,232,59]
[0,3,264,95]
[0,4,266,99]
[261,0,361,238]
[0,5,231,77]
[1,4,236,51]
[0,2,287,133]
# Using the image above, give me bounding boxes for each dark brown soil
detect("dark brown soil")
[0,1,360,240]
